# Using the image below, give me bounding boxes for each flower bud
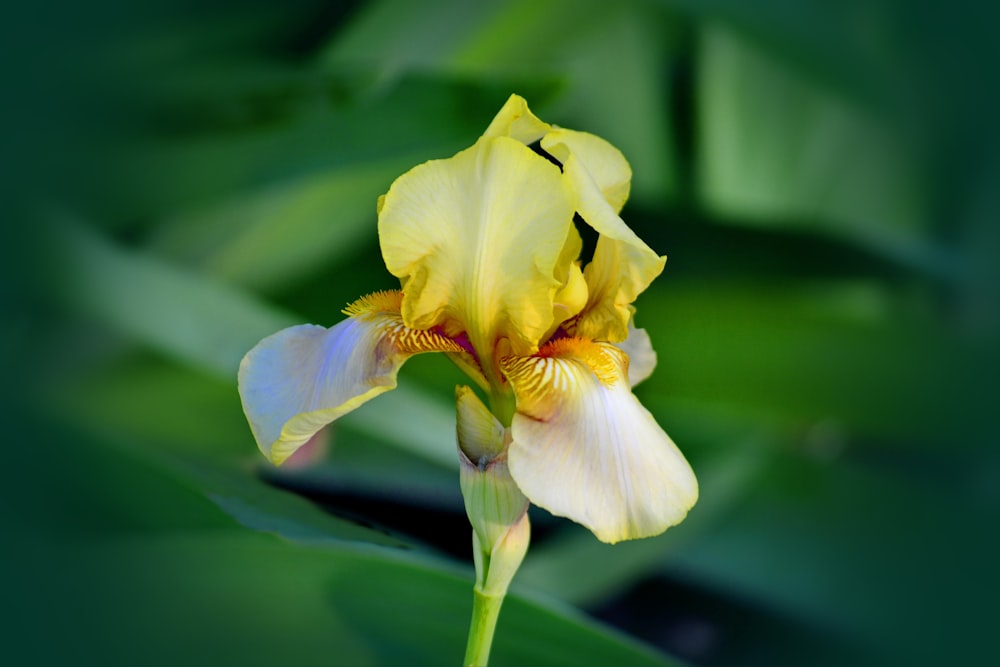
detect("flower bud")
[456,386,530,596]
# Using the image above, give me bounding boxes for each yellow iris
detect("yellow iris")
[238,95,697,544]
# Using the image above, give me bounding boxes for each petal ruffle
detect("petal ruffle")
[501,339,697,544]
[378,135,577,363]
[238,291,462,465]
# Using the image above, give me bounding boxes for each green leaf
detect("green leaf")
[637,280,993,447]
[149,160,411,292]
[695,24,944,272]
[664,447,998,664]
[56,220,294,378]
[110,75,527,226]
[47,363,418,548]
[661,0,896,106]
[177,458,413,549]
[18,531,682,667]
[55,222,461,469]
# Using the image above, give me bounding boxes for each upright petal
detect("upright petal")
[544,131,666,342]
[378,136,577,362]
[481,93,551,145]
[548,225,589,334]
[501,339,697,544]
[238,291,463,465]
[542,128,631,213]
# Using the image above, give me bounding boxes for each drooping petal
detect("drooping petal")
[378,135,577,362]
[544,132,666,343]
[238,291,463,465]
[481,93,551,145]
[612,321,657,387]
[501,338,697,544]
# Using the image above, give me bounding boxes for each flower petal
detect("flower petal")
[238,292,462,465]
[544,132,666,342]
[542,128,631,213]
[501,339,697,543]
[481,93,551,145]
[547,223,589,334]
[612,320,657,387]
[378,135,577,362]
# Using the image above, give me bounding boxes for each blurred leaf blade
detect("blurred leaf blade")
[55,221,460,468]
[49,352,460,557]
[25,531,684,667]
[695,23,949,274]
[56,219,295,377]
[661,0,899,107]
[640,280,992,447]
[150,160,404,292]
[111,75,543,226]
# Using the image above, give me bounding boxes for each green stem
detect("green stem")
[463,587,505,667]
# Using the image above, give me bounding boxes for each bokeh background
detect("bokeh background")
[5,0,998,665]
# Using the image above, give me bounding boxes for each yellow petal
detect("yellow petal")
[238,291,462,465]
[548,224,589,333]
[378,135,577,363]
[501,339,697,544]
[542,128,632,213]
[551,260,588,332]
[481,93,551,144]
[566,152,666,341]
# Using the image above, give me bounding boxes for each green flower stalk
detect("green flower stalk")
[457,386,530,665]
[238,95,698,665]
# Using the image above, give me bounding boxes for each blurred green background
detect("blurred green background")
[5,0,998,665]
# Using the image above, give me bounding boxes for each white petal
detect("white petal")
[238,294,461,465]
[501,340,697,543]
[613,321,657,387]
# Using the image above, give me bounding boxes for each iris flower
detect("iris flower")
[238,95,697,544]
